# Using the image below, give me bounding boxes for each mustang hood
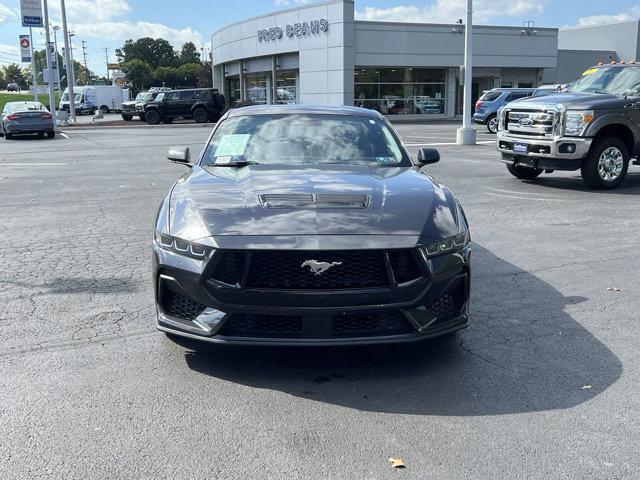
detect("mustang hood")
[164,164,463,243]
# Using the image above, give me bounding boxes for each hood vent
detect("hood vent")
[259,193,370,209]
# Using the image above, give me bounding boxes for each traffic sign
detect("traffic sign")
[19,35,32,63]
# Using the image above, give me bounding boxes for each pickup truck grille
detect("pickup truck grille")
[505,109,557,137]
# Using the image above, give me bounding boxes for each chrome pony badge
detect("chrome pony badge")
[301,260,342,275]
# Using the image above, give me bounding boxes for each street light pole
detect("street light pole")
[42,0,57,126]
[456,0,477,145]
[29,28,38,102]
[52,25,62,93]
[60,0,76,122]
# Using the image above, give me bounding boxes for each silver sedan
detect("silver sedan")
[1,101,55,140]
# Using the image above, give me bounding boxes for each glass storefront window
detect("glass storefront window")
[226,77,240,106]
[246,75,269,104]
[354,67,447,115]
[276,71,297,104]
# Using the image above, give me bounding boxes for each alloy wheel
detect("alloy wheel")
[597,146,624,182]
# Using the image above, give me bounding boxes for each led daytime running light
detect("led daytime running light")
[156,231,210,259]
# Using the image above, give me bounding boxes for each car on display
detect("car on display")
[497,63,640,189]
[473,87,535,133]
[121,88,171,121]
[414,96,444,114]
[144,88,226,125]
[153,105,471,345]
[6,83,21,92]
[0,101,55,139]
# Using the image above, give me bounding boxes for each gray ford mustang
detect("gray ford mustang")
[153,105,471,345]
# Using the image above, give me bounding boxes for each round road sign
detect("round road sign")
[20,37,30,49]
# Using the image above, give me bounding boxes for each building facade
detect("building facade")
[211,0,561,118]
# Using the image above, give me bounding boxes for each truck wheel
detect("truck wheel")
[145,110,161,125]
[47,131,55,139]
[506,163,543,180]
[486,115,498,134]
[122,114,133,121]
[581,137,629,189]
[4,133,12,140]
[193,108,209,123]
[100,105,110,114]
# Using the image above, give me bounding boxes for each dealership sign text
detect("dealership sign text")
[258,19,329,42]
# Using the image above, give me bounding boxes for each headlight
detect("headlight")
[564,110,593,136]
[423,231,470,257]
[497,107,506,131]
[155,231,212,259]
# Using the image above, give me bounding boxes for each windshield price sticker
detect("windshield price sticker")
[214,134,251,158]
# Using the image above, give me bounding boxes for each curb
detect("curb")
[61,122,216,132]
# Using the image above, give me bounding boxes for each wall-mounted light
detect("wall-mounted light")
[451,18,464,34]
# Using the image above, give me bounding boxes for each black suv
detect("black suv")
[144,88,225,125]
[497,63,640,189]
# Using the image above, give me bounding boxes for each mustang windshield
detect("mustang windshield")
[202,114,409,167]
[568,65,640,96]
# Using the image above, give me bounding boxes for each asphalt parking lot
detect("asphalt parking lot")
[1,122,638,479]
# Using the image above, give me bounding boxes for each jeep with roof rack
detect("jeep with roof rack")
[497,62,640,189]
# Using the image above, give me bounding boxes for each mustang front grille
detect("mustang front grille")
[207,249,424,290]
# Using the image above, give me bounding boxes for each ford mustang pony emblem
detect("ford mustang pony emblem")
[301,260,342,275]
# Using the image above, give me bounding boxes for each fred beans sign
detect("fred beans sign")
[258,19,328,42]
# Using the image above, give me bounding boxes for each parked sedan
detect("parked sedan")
[1,102,55,139]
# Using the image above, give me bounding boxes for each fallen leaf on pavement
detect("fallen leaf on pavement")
[607,287,622,292]
[388,457,406,469]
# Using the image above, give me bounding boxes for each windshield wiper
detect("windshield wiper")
[208,160,258,167]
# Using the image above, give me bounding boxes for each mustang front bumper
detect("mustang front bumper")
[153,241,471,346]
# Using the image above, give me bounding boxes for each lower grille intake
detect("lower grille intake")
[161,286,206,321]
[218,310,414,339]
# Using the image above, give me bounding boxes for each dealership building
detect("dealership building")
[210,0,633,118]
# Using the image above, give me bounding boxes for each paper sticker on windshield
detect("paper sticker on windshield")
[582,68,599,76]
[214,134,250,157]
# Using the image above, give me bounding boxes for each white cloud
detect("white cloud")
[576,5,640,27]
[355,0,546,24]
[274,0,312,6]
[73,21,203,47]
[0,1,17,24]
[49,0,131,23]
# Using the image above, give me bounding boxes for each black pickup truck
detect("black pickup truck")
[144,88,225,125]
[497,63,640,189]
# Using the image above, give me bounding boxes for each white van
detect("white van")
[59,86,130,115]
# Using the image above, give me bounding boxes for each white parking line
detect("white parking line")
[483,192,569,202]
[484,186,550,196]
[0,163,68,167]
[404,140,495,146]
[60,132,70,139]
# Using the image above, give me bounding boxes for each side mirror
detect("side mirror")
[167,147,191,165]
[416,147,440,166]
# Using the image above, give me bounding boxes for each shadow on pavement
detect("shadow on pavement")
[176,244,622,416]
[521,171,640,195]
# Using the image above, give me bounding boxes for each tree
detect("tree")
[116,37,176,69]
[2,64,29,89]
[177,63,201,87]
[121,59,153,89]
[179,42,201,65]
[152,66,180,88]
[198,61,212,88]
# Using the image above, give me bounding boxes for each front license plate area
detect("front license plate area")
[513,142,528,154]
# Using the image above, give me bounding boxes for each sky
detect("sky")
[1,0,640,76]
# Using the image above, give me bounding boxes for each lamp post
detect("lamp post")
[456,0,477,145]
[60,0,76,122]
[42,0,57,126]
[52,25,62,93]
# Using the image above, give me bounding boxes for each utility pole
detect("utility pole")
[81,40,88,70]
[29,28,38,102]
[103,47,110,83]
[456,0,476,145]
[60,0,76,122]
[42,0,57,126]
[51,25,61,93]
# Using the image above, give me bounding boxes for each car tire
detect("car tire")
[145,110,161,125]
[580,137,629,189]
[47,131,55,139]
[100,105,110,114]
[122,114,133,121]
[162,118,174,124]
[486,115,499,134]
[5,133,13,140]
[138,114,146,122]
[506,163,543,180]
[193,108,209,124]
